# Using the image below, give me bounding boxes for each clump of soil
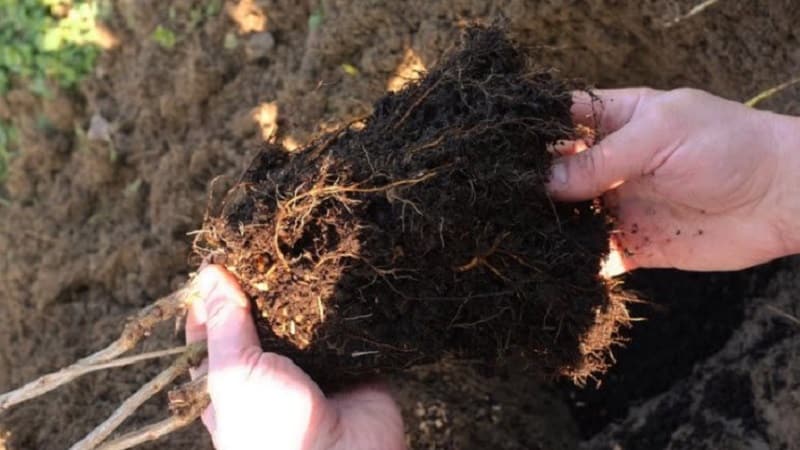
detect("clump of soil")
[2,1,799,448]
[199,26,628,386]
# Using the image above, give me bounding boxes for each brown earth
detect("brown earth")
[1,1,799,449]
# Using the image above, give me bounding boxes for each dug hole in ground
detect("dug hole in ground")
[1,1,799,449]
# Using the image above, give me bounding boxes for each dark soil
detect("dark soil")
[566,263,783,437]
[2,1,800,449]
[199,27,628,387]
[584,258,800,450]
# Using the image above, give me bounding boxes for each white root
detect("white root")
[69,342,207,450]
[95,375,211,450]
[80,346,194,372]
[0,281,214,450]
[95,396,209,450]
[0,287,196,412]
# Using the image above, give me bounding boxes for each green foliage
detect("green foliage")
[0,0,100,96]
[151,24,176,49]
[341,63,359,76]
[0,1,100,184]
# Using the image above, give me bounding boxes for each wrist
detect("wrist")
[770,113,800,256]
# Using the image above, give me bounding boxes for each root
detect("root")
[96,387,210,450]
[168,373,208,414]
[70,342,207,450]
[273,171,439,267]
[455,233,510,281]
[392,77,442,130]
[1,345,189,410]
[283,171,439,210]
[661,0,721,28]
[0,287,197,413]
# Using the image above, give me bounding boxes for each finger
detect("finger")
[571,88,655,132]
[201,403,218,435]
[547,123,657,201]
[188,358,209,381]
[196,265,261,371]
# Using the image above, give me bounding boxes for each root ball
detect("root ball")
[198,26,629,387]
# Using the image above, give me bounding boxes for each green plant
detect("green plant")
[0,0,101,184]
[0,0,101,96]
[151,24,176,49]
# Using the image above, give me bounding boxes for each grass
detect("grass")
[0,0,102,96]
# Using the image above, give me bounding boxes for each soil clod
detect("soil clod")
[198,26,629,387]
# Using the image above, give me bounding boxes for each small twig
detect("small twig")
[69,342,207,450]
[0,287,196,413]
[393,78,442,130]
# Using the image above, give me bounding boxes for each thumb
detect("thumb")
[547,125,655,201]
[195,265,261,372]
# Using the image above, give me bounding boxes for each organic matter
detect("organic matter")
[199,26,629,387]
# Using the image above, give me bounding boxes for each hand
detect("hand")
[548,87,800,274]
[186,265,406,450]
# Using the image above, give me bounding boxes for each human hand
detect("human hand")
[548,87,800,274]
[186,265,406,450]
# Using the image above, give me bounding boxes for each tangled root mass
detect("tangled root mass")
[199,26,629,388]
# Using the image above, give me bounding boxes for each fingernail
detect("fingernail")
[196,265,250,309]
[550,162,568,187]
